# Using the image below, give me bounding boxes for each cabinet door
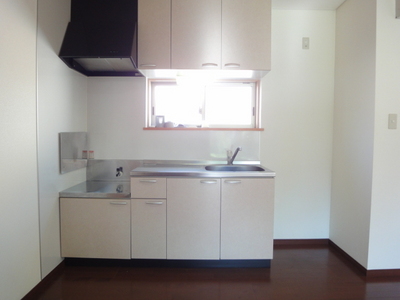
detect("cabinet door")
[131,177,166,199]
[138,0,171,69]
[131,199,166,259]
[222,0,271,70]
[167,178,221,259]
[60,198,131,259]
[221,178,274,259]
[171,0,221,69]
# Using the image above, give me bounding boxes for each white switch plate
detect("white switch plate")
[302,37,310,50]
[388,114,397,129]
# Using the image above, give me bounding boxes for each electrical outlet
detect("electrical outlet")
[388,114,397,129]
[302,37,310,50]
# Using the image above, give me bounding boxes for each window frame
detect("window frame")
[146,79,262,130]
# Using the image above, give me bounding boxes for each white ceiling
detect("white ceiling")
[272,0,346,10]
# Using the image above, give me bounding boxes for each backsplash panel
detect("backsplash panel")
[87,159,142,181]
[87,77,260,161]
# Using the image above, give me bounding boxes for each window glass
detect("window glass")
[149,80,258,128]
[205,83,254,127]
[153,84,203,126]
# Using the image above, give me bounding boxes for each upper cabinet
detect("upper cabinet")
[138,0,171,70]
[138,0,271,77]
[221,0,271,71]
[171,0,221,69]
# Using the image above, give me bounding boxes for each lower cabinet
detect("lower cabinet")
[60,198,131,259]
[221,178,274,259]
[60,176,274,262]
[131,199,166,259]
[167,178,221,259]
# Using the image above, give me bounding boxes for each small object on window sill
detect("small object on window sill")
[177,124,185,128]
[155,115,165,128]
[164,121,174,128]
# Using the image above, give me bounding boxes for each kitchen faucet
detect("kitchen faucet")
[116,167,123,177]
[227,147,242,165]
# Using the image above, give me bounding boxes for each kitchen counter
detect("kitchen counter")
[59,160,275,265]
[59,181,130,198]
[130,162,275,178]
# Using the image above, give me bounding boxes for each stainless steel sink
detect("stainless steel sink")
[205,165,265,172]
[130,162,275,178]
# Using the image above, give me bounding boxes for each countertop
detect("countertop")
[59,162,275,199]
[130,163,275,178]
[59,181,130,198]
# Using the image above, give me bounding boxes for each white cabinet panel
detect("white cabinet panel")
[131,177,166,199]
[222,0,271,70]
[138,0,271,74]
[60,175,274,261]
[171,0,221,69]
[138,0,171,69]
[131,199,167,259]
[60,198,131,259]
[221,178,274,259]
[167,178,221,259]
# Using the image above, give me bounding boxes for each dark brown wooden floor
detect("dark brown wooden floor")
[24,245,400,300]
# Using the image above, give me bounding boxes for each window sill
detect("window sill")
[143,127,264,131]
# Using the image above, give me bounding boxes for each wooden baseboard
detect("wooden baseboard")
[329,240,400,278]
[22,261,65,300]
[328,240,368,275]
[275,239,400,278]
[274,238,329,247]
[366,269,400,278]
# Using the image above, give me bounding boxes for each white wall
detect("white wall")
[87,9,336,240]
[37,0,87,277]
[330,0,377,268]
[261,10,335,239]
[368,0,400,270]
[87,77,260,161]
[0,1,41,299]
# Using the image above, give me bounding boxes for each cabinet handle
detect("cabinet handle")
[200,180,218,184]
[110,201,128,205]
[224,180,241,184]
[145,201,164,205]
[224,63,241,68]
[139,64,157,67]
[139,179,157,183]
[201,63,218,68]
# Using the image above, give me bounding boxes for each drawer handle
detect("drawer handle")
[200,180,218,184]
[145,201,164,205]
[110,201,128,205]
[139,179,157,183]
[201,63,218,68]
[224,180,241,184]
[224,63,240,68]
[139,64,157,67]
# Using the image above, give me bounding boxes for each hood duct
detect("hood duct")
[59,0,142,77]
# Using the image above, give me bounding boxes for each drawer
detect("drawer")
[130,177,166,198]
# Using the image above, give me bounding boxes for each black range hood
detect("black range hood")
[59,0,142,77]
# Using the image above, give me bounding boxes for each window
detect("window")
[148,80,260,129]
